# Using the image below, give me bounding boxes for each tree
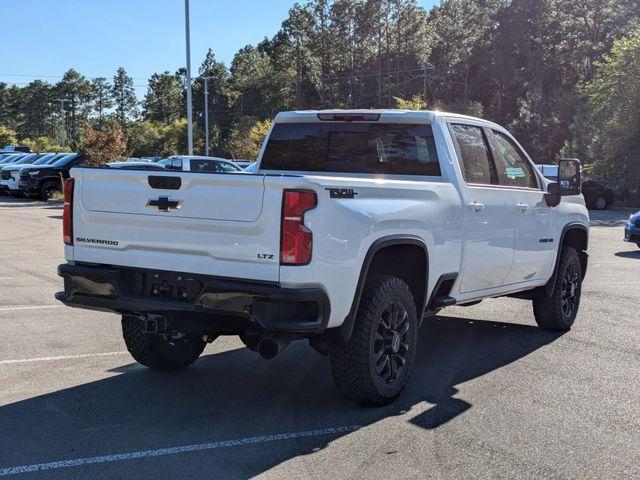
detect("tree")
[127,120,169,157]
[111,67,138,126]
[193,50,232,155]
[394,95,427,110]
[90,77,113,130]
[0,125,17,147]
[227,117,271,160]
[21,136,70,153]
[54,69,93,141]
[80,122,128,166]
[142,72,183,124]
[586,28,640,198]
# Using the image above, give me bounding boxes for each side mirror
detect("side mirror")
[544,158,581,208]
[557,158,581,195]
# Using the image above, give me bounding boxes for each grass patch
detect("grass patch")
[49,191,64,202]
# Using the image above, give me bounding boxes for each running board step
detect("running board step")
[432,296,456,308]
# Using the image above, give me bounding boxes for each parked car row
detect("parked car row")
[0,152,249,200]
[0,151,81,200]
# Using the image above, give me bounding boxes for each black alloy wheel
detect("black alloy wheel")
[374,302,411,384]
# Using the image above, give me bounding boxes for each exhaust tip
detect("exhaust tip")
[257,338,280,360]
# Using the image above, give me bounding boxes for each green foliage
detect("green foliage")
[90,77,114,129]
[127,118,201,158]
[112,67,138,126]
[586,28,640,197]
[0,125,17,147]
[54,69,93,141]
[394,95,427,110]
[143,72,183,124]
[21,136,70,153]
[446,98,484,117]
[227,117,272,160]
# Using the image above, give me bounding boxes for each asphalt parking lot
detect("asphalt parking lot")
[0,197,638,479]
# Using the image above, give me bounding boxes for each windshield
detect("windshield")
[50,153,78,167]
[14,154,39,165]
[29,154,56,166]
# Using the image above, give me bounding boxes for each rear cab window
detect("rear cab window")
[260,122,441,176]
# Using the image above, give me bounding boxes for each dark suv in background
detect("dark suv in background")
[18,153,80,200]
[582,180,614,210]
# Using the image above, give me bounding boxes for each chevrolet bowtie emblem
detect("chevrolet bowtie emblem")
[147,196,182,212]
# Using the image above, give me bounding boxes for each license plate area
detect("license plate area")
[142,271,202,302]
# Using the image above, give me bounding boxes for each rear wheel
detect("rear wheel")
[121,315,206,370]
[594,195,607,210]
[40,180,61,201]
[329,275,418,406]
[533,246,582,331]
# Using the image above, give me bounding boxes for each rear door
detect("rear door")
[449,122,517,293]
[487,129,556,284]
[72,169,283,282]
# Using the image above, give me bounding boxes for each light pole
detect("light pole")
[184,0,194,155]
[55,99,71,147]
[202,76,214,156]
[422,63,434,107]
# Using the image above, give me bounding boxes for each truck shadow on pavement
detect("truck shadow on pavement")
[0,315,563,477]
[615,250,640,259]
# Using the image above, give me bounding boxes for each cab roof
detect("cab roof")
[273,109,506,131]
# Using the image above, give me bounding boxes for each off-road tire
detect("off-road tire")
[121,315,206,370]
[533,246,582,331]
[40,180,60,201]
[329,275,418,406]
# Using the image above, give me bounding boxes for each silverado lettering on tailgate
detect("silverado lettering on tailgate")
[75,237,119,246]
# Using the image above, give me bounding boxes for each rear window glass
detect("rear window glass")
[261,123,441,176]
[190,159,217,172]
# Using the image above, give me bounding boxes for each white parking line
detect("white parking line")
[0,277,14,280]
[0,305,62,312]
[0,425,362,476]
[0,352,128,365]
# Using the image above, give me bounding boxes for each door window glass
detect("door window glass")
[491,131,538,189]
[451,124,497,185]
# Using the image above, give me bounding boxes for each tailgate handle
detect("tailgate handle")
[148,175,181,190]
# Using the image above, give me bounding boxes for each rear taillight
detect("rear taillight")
[63,178,74,245]
[280,190,317,265]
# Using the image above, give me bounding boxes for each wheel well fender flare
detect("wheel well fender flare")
[332,235,429,345]
[545,222,589,297]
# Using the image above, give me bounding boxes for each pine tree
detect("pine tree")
[90,77,113,130]
[54,69,93,141]
[142,72,183,124]
[111,67,138,127]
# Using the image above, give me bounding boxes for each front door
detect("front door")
[449,123,517,293]
[487,129,557,284]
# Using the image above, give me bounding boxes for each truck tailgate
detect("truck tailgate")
[70,169,282,282]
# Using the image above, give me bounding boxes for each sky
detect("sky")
[0,0,439,97]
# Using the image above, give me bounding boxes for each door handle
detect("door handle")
[516,203,529,213]
[468,202,485,213]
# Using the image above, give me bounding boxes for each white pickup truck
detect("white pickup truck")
[56,110,589,406]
